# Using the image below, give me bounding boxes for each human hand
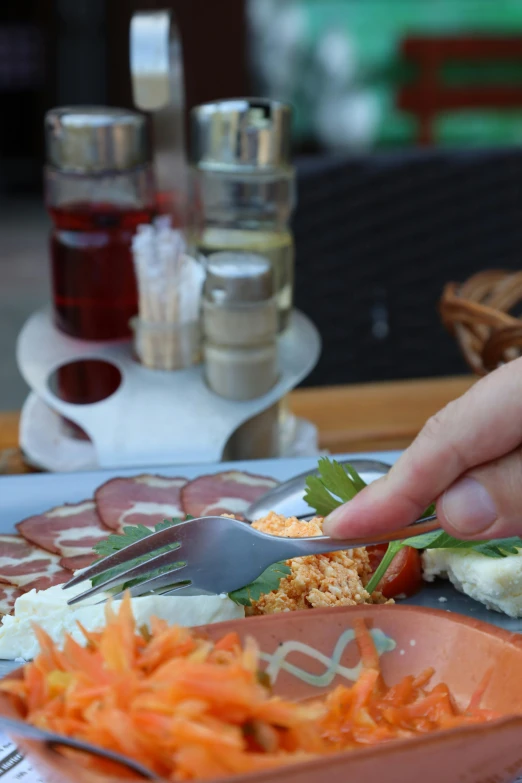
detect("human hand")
[323,358,522,541]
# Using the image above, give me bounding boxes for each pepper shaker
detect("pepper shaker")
[202,252,278,400]
[202,252,280,459]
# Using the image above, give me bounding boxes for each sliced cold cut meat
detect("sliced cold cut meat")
[17,501,110,560]
[95,475,187,532]
[0,585,24,617]
[180,471,278,519]
[0,536,69,591]
[59,553,97,572]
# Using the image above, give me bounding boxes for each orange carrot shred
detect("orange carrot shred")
[0,600,501,782]
[353,618,380,670]
[213,632,241,653]
[467,667,494,712]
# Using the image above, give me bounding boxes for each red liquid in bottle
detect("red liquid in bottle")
[50,202,153,340]
[49,202,154,433]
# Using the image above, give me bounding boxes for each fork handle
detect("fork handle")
[271,515,439,559]
[0,717,158,780]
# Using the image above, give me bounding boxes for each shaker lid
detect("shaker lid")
[45,106,150,172]
[204,252,274,304]
[190,98,292,169]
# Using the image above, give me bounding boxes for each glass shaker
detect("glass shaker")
[202,252,280,461]
[190,98,296,334]
[190,99,297,453]
[44,107,156,426]
[45,107,156,341]
[202,252,278,400]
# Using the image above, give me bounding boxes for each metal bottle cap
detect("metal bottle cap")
[204,252,274,304]
[130,10,184,112]
[190,98,292,170]
[45,106,150,173]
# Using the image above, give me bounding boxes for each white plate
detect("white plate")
[0,450,521,647]
[0,451,401,531]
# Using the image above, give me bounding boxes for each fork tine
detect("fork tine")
[95,580,192,606]
[94,580,192,605]
[110,568,196,601]
[63,519,197,589]
[67,556,189,606]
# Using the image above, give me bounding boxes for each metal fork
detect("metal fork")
[64,513,438,605]
[0,716,158,779]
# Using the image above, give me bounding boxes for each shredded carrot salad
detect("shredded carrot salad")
[0,597,500,781]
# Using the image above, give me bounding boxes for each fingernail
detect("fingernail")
[323,505,346,535]
[442,477,497,535]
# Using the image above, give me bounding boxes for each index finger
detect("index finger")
[323,358,522,538]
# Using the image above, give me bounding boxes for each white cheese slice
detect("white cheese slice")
[0,582,244,660]
[422,548,522,617]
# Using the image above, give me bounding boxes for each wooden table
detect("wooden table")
[0,375,475,475]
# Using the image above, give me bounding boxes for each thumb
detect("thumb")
[435,446,522,540]
[323,359,522,539]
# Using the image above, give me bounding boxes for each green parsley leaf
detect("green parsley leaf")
[364,524,522,595]
[473,537,522,558]
[401,530,452,551]
[91,515,290,603]
[229,562,291,606]
[303,457,367,516]
[94,524,152,558]
[91,517,189,591]
[303,457,522,597]
[364,541,403,595]
[402,531,522,557]
[364,532,522,595]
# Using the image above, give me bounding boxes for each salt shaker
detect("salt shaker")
[190,98,296,334]
[202,252,278,401]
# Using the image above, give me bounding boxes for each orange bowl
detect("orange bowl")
[2,604,522,783]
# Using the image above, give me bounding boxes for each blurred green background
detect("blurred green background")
[247,0,522,150]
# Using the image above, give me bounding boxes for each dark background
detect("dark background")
[0,0,249,195]
[4,0,519,396]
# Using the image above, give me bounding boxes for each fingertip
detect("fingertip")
[323,489,375,537]
[322,505,347,537]
[323,477,412,539]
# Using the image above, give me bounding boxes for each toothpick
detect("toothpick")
[131,221,203,369]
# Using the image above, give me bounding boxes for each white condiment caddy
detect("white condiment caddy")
[16,308,321,471]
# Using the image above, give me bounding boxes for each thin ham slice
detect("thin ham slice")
[0,585,24,616]
[95,475,187,532]
[59,553,97,572]
[0,536,69,591]
[17,501,110,562]
[180,471,278,519]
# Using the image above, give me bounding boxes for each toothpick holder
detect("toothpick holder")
[16,309,321,470]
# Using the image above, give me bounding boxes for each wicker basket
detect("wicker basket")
[439,270,522,375]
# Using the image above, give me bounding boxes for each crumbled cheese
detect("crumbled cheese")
[422,548,522,618]
[249,512,389,614]
[0,583,244,660]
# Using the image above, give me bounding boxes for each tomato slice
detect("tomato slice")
[366,544,423,599]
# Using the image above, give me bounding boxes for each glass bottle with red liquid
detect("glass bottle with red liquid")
[44,107,156,436]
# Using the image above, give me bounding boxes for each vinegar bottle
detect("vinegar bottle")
[45,107,155,340]
[44,107,156,431]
